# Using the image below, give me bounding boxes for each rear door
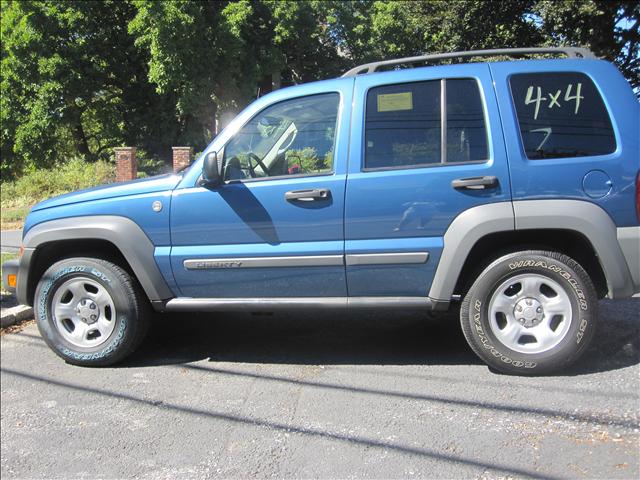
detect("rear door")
[345,63,511,297]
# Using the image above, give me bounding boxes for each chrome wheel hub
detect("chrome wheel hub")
[514,297,544,328]
[51,278,116,348]
[76,298,99,324]
[488,273,572,354]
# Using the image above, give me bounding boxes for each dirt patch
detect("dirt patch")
[0,220,24,230]
[0,318,35,335]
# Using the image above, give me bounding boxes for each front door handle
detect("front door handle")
[285,188,331,202]
[451,176,499,190]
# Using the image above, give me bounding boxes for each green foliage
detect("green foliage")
[534,0,639,90]
[0,158,115,210]
[1,0,638,184]
[327,1,542,63]
[285,147,332,173]
[1,252,18,292]
[136,152,170,178]
[1,205,30,226]
[1,0,177,179]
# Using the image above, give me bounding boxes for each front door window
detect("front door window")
[224,93,340,180]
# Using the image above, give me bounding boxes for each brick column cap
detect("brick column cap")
[172,146,192,151]
[114,146,136,151]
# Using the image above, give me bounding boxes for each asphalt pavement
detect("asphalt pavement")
[1,299,639,479]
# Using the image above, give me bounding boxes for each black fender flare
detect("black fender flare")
[18,216,173,305]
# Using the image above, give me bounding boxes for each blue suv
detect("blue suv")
[3,47,639,374]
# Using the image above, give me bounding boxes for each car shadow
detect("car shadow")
[124,299,639,375]
[128,308,478,367]
[562,298,640,376]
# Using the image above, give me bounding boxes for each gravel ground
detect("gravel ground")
[1,299,638,479]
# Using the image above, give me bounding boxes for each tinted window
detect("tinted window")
[364,79,488,169]
[365,81,441,169]
[446,79,489,162]
[510,72,616,159]
[224,93,339,180]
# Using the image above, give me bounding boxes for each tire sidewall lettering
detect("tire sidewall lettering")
[36,263,128,361]
[506,258,591,344]
[507,261,588,311]
[466,253,597,373]
[470,297,537,369]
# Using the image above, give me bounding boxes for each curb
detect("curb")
[0,305,33,328]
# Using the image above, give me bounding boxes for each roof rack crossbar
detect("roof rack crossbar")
[341,47,596,77]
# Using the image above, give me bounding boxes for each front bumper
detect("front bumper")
[2,248,34,306]
[2,259,19,295]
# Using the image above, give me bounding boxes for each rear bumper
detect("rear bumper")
[2,259,19,295]
[617,226,640,295]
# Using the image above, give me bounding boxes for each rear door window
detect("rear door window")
[364,79,488,170]
[509,72,616,159]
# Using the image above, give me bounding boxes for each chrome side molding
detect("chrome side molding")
[345,252,428,266]
[184,255,343,270]
[164,296,435,311]
[183,252,429,270]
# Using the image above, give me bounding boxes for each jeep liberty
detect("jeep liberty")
[3,47,639,375]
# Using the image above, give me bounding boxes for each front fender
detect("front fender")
[18,216,174,305]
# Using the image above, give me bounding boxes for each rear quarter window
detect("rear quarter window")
[510,72,616,159]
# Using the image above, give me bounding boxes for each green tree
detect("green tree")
[2,0,637,181]
[268,0,345,83]
[329,0,542,63]
[534,0,639,90]
[1,0,176,179]
[328,0,638,93]
[130,0,269,147]
[129,0,347,147]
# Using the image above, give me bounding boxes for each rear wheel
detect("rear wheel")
[34,257,150,366]
[460,250,597,375]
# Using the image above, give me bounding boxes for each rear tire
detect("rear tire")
[34,257,150,366]
[460,250,597,375]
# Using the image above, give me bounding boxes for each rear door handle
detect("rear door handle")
[285,188,331,202]
[451,176,499,190]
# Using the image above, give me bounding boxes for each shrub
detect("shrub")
[136,152,170,179]
[285,148,332,174]
[0,158,115,209]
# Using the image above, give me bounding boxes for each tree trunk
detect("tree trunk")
[211,101,218,138]
[69,108,93,161]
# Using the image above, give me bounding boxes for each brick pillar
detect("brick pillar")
[114,147,137,182]
[172,146,192,172]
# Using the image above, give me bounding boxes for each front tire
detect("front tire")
[34,257,150,366]
[460,250,598,375]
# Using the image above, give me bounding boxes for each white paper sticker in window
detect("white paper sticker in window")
[377,92,413,112]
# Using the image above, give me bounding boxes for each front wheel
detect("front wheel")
[34,257,150,366]
[460,250,598,375]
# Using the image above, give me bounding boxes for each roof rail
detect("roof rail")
[341,47,596,77]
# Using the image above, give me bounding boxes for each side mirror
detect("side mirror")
[202,151,222,185]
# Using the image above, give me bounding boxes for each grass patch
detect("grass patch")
[1,158,115,229]
[0,252,18,292]
[2,207,29,222]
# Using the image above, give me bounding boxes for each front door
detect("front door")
[345,63,511,297]
[170,80,353,298]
